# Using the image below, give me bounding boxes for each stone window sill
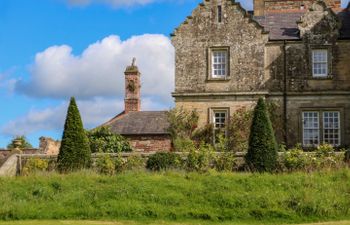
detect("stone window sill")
[310,75,333,80]
[206,77,231,82]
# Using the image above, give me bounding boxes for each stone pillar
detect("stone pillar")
[124,58,141,114]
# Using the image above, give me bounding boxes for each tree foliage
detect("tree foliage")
[245,98,278,172]
[167,107,199,140]
[87,126,132,153]
[57,97,91,172]
[167,107,199,151]
[7,136,33,149]
[227,107,253,152]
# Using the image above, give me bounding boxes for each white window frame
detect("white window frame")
[302,111,320,146]
[211,109,229,142]
[302,110,341,147]
[211,50,228,79]
[323,111,341,146]
[213,110,227,130]
[312,49,328,77]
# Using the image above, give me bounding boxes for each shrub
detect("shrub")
[125,154,146,171]
[167,107,199,141]
[214,152,237,172]
[87,126,132,153]
[245,98,278,172]
[57,97,91,173]
[281,143,345,172]
[315,143,335,157]
[173,137,196,152]
[146,152,182,171]
[227,107,253,152]
[95,154,115,175]
[22,157,48,176]
[192,124,214,146]
[115,154,127,172]
[345,149,350,165]
[7,136,33,149]
[185,143,214,172]
[283,144,307,171]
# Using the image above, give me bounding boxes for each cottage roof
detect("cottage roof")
[104,111,170,135]
[254,11,350,40]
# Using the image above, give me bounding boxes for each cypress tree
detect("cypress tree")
[245,97,278,172]
[57,97,91,172]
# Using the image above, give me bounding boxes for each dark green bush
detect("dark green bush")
[87,126,132,153]
[57,97,91,173]
[146,152,182,171]
[245,97,278,172]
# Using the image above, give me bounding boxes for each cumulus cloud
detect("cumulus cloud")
[15,34,174,104]
[1,97,172,137]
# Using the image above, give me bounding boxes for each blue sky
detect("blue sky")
[0,0,349,148]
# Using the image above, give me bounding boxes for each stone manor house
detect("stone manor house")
[104,0,350,151]
[171,0,350,148]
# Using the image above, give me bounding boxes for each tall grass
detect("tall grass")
[0,170,350,224]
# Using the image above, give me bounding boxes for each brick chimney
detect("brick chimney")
[124,58,141,114]
[254,0,265,16]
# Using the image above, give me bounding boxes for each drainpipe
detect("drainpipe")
[283,40,288,146]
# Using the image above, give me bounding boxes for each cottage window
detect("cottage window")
[312,49,328,77]
[302,111,341,147]
[323,111,340,146]
[212,50,228,78]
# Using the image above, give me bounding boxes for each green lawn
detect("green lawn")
[1,170,350,224]
[0,220,350,225]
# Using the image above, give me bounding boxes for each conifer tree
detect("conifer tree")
[57,97,91,172]
[245,97,278,172]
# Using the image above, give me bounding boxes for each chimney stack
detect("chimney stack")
[254,0,265,16]
[124,58,141,114]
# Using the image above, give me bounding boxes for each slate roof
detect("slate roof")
[104,111,170,135]
[338,11,350,38]
[254,11,350,40]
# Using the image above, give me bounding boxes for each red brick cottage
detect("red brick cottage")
[101,60,172,152]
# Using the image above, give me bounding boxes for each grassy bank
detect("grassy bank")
[0,170,350,224]
[1,220,350,225]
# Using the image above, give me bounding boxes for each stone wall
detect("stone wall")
[127,135,172,152]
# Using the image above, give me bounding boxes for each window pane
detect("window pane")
[303,112,319,146]
[212,50,227,78]
[323,111,340,146]
[312,50,328,77]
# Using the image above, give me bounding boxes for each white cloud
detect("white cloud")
[16,34,174,104]
[1,97,172,137]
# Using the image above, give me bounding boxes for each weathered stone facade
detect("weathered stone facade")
[39,137,61,155]
[172,0,350,147]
